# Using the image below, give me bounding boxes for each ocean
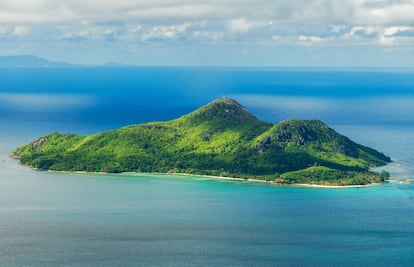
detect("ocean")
[1,67,414,266]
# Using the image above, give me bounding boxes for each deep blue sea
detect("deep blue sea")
[1,67,414,266]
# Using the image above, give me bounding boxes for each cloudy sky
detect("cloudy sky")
[1,0,414,66]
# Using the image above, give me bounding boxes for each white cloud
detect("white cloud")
[298,35,324,45]
[378,34,396,45]
[143,23,191,40]
[266,35,329,46]
[353,0,414,25]
[193,31,224,42]
[103,29,116,42]
[62,31,90,41]
[0,0,413,27]
[227,18,258,35]
[13,26,28,37]
[384,26,414,37]
[129,25,142,34]
[1,0,414,65]
[0,2,413,40]
[330,25,347,34]
[128,25,143,40]
[349,26,378,37]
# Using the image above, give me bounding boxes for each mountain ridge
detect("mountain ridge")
[0,55,76,67]
[0,54,134,68]
[11,98,391,185]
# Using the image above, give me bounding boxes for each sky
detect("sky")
[1,0,414,66]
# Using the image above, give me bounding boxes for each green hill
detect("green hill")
[11,98,391,186]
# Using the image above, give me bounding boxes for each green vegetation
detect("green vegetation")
[11,98,391,186]
[279,166,389,186]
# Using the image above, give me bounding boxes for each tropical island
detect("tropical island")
[11,98,391,186]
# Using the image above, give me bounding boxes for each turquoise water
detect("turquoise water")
[1,162,413,266]
[1,67,414,266]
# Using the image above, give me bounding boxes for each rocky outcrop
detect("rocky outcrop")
[258,136,271,153]
[30,137,48,148]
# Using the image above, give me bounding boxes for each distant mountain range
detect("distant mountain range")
[0,55,77,67]
[11,98,391,186]
[0,55,136,67]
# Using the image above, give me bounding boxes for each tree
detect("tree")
[379,170,390,182]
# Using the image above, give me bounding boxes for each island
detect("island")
[11,98,391,186]
[0,55,74,67]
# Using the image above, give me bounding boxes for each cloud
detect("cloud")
[1,2,413,39]
[193,31,224,43]
[142,23,191,41]
[129,25,142,34]
[0,93,96,112]
[227,18,258,35]
[298,35,325,45]
[0,0,407,26]
[1,0,414,65]
[12,26,28,37]
[103,30,116,42]
[384,26,414,37]
[353,0,414,25]
[349,26,378,38]
[62,31,90,41]
[330,25,347,34]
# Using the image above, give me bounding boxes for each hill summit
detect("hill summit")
[187,98,258,123]
[11,98,391,186]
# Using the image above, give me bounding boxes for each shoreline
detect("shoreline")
[10,157,387,189]
[45,168,384,189]
[293,183,381,188]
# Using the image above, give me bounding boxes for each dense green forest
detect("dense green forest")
[12,98,391,185]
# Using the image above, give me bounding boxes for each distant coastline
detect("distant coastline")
[41,167,386,189]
